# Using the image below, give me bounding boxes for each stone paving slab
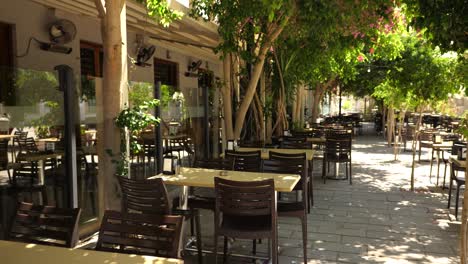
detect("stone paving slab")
[184,134,461,263]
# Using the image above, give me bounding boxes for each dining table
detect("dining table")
[430,141,454,186]
[0,240,183,264]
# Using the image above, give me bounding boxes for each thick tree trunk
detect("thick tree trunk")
[95,0,127,212]
[222,54,234,140]
[232,17,291,139]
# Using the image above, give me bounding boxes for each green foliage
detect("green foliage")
[404,0,467,52]
[80,76,96,102]
[135,0,183,27]
[114,99,160,176]
[28,101,61,138]
[371,32,463,110]
[191,0,295,63]
[129,82,153,107]
[14,69,60,106]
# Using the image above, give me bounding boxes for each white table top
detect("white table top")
[149,167,300,192]
[0,240,183,264]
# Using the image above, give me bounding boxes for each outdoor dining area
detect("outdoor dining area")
[0,117,359,263]
[0,0,467,263]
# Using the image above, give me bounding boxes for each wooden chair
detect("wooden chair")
[118,177,203,263]
[8,202,81,248]
[187,159,234,211]
[418,130,436,161]
[262,159,308,264]
[448,162,465,219]
[323,138,352,184]
[269,151,313,209]
[280,140,313,149]
[214,177,277,264]
[225,150,261,172]
[96,210,183,258]
[238,140,264,148]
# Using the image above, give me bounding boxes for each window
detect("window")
[80,41,103,77]
[154,58,178,87]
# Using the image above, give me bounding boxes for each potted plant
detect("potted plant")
[113,99,160,177]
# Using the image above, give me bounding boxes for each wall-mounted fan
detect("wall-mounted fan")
[185,60,202,77]
[49,19,77,44]
[135,45,156,67]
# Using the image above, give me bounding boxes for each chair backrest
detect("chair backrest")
[17,137,38,154]
[281,136,306,142]
[225,150,261,172]
[13,131,28,143]
[96,210,183,258]
[419,130,436,142]
[325,129,352,140]
[269,151,306,160]
[118,177,171,215]
[9,202,81,248]
[214,177,275,218]
[262,159,307,204]
[0,139,8,169]
[193,158,234,170]
[325,139,352,160]
[238,140,264,148]
[280,140,313,149]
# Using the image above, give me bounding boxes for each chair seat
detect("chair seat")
[278,201,304,213]
[420,141,433,148]
[453,176,465,184]
[220,215,272,238]
[325,153,350,161]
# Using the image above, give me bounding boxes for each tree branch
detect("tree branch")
[94,0,106,17]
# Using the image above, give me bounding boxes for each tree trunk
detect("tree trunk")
[95,0,128,212]
[410,106,423,191]
[387,107,394,147]
[394,109,406,161]
[222,54,234,140]
[232,17,291,139]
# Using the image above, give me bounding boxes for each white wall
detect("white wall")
[2,0,224,88]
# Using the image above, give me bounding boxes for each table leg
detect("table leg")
[38,160,45,185]
[436,150,441,186]
[38,160,45,205]
[429,149,434,181]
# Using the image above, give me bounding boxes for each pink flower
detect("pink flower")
[357,55,364,62]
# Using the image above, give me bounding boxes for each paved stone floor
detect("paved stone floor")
[185,134,461,263]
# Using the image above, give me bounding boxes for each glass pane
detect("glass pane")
[77,75,99,224]
[128,81,157,179]
[0,66,68,238]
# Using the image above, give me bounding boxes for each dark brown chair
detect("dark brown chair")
[8,202,81,248]
[262,159,308,264]
[448,162,465,219]
[225,150,261,172]
[238,141,264,148]
[118,177,203,262]
[188,159,234,211]
[280,141,313,149]
[173,159,234,242]
[269,151,313,209]
[214,177,277,264]
[323,138,352,184]
[96,210,183,258]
